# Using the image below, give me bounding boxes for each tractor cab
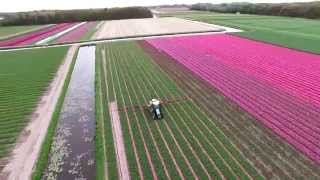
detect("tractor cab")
[148,99,163,120]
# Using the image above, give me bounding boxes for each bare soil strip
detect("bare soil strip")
[0,45,78,180]
[109,101,130,180]
[96,17,224,39]
[139,41,320,179]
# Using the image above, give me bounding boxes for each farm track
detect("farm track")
[139,40,320,179]
[98,41,262,179]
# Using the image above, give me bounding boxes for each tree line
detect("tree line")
[0,7,153,26]
[191,1,320,19]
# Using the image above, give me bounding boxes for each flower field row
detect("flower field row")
[147,34,320,164]
[0,23,77,47]
[96,41,262,179]
[54,22,98,43]
[0,47,68,161]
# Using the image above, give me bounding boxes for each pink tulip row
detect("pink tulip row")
[55,22,97,43]
[147,34,320,164]
[0,23,77,47]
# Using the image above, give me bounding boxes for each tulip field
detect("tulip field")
[1,13,320,179]
[144,34,320,177]
[163,11,320,54]
[147,34,320,163]
[0,21,100,47]
[95,34,320,179]
[0,24,49,40]
[0,23,76,47]
[0,46,68,161]
[96,41,264,179]
[54,21,98,43]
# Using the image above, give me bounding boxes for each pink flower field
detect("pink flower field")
[55,22,97,43]
[0,23,77,47]
[147,34,320,164]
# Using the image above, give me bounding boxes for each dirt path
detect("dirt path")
[139,41,320,179]
[0,45,78,180]
[109,101,130,180]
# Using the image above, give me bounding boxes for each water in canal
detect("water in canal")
[43,46,96,180]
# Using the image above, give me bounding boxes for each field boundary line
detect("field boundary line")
[109,101,130,180]
[0,45,78,180]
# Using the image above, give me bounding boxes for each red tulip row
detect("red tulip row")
[0,23,77,47]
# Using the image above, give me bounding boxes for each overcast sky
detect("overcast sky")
[0,0,315,12]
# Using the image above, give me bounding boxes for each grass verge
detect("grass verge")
[95,45,106,180]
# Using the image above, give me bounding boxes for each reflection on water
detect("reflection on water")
[44,46,96,180]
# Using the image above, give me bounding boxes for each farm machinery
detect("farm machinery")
[115,96,191,120]
[148,99,163,120]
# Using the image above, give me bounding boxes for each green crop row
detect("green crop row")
[97,41,263,179]
[0,46,68,159]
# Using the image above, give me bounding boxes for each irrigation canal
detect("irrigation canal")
[43,46,96,179]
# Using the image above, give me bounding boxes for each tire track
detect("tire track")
[109,102,130,180]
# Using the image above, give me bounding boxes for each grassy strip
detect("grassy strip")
[95,45,105,180]
[31,46,78,180]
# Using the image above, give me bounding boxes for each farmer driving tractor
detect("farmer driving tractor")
[148,98,163,120]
